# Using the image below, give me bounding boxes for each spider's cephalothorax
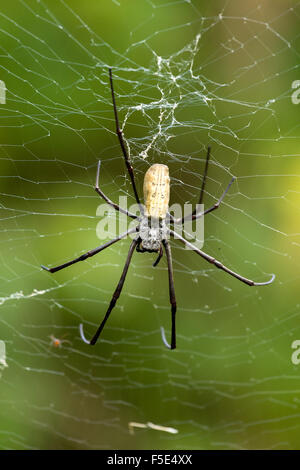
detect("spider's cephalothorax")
[137,217,168,253]
[137,163,170,253]
[42,68,275,352]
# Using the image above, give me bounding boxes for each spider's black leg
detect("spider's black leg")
[191,176,235,221]
[167,146,211,224]
[109,69,143,212]
[80,237,139,346]
[95,160,137,219]
[41,226,138,274]
[171,176,235,225]
[160,240,177,350]
[169,229,275,286]
[198,145,211,206]
[153,244,163,267]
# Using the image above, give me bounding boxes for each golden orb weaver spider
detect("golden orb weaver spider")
[41,69,275,350]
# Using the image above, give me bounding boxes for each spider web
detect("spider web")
[0,0,299,450]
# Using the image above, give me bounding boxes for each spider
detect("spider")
[41,69,275,350]
[49,334,71,348]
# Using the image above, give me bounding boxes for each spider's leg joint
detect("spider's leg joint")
[41,264,51,272]
[79,323,92,345]
[160,327,172,349]
[160,326,176,350]
[95,160,102,189]
[253,273,276,286]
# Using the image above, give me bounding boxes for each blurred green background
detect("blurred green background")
[0,0,299,450]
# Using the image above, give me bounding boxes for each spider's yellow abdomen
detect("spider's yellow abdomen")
[143,164,170,219]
